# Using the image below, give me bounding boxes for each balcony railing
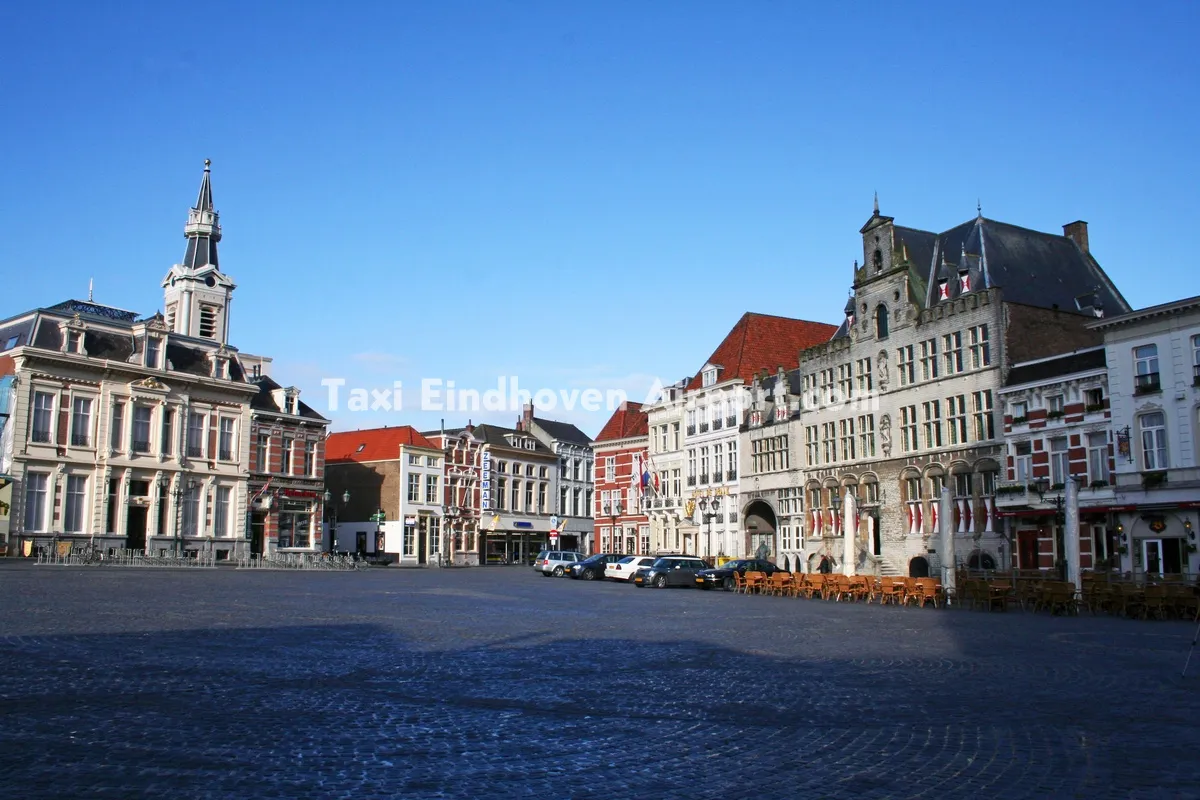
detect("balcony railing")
[687,476,696,487]
[726,469,737,480]
[712,418,723,430]
[187,445,204,458]
[726,416,737,427]
[699,473,709,484]
[70,433,90,447]
[31,429,52,444]
[699,423,709,433]
[728,511,738,523]
[219,449,233,461]
[686,425,696,435]
[1134,372,1161,395]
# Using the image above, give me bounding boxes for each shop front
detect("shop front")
[276,490,320,551]
[481,514,551,565]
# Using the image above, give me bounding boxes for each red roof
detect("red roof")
[595,402,648,443]
[687,312,837,390]
[326,426,438,463]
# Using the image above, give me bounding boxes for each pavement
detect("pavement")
[0,561,1197,800]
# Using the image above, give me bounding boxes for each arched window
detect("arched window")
[873,248,883,272]
[875,304,890,340]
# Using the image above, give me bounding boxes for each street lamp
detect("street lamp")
[697,496,720,563]
[441,504,460,566]
[170,475,198,558]
[324,489,350,553]
[602,501,623,553]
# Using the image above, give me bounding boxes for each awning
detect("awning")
[996,503,1178,518]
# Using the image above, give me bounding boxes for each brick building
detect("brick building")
[593,402,650,555]
[995,347,1117,571]
[246,374,329,555]
[324,426,442,562]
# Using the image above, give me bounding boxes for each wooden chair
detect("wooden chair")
[732,571,746,594]
[743,571,766,595]
[875,577,894,605]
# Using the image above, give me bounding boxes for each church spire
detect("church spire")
[183,159,221,270]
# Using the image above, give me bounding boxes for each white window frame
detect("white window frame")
[1140,411,1168,471]
[64,475,87,533]
[24,472,50,531]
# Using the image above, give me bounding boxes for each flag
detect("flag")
[253,476,273,503]
[641,454,651,489]
[938,281,950,301]
[630,453,641,494]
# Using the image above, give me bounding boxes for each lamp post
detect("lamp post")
[171,475,198,558]
[697,496,720,563]
[602,501,623,553]
[324,489,350,553]
[441,504,460,566]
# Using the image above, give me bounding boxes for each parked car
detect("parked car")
[567,553,628,580]
[694,559,787,591]
[633,556,709,588]
[534,551,582,577]
[606,555,658,582]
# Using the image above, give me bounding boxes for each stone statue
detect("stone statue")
[879,414,892,458]
[876,350,889,392]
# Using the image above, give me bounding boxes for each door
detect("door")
[1142,538,1182,575]
[1143,539,1163,576]
[250,511,266,556]
[125,506,148,552]
[356,531,367,555]
[417,525,427,565]
[1018,530,1039,569]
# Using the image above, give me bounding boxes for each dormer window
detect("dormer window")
[67,331,83,354]
[2,335,17,351]
[873,249,883,272]
[145,337,161,369]
[702,368,718,387]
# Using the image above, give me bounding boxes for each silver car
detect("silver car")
[534,550,582,577]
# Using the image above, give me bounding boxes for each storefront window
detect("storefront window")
[277,500,313,548]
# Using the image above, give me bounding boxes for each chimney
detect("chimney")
[1063,221,1089,253]
[522,401,534,429]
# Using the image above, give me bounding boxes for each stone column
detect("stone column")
[1064,478,1081,594]
[940,487,956,601]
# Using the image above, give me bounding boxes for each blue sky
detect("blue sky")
[3,1,1198,437]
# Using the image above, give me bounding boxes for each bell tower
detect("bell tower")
[162,160,236,343]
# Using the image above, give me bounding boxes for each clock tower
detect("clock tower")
[162,160,236,344]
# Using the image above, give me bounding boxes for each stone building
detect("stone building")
[324,426,443,562]
[995,347,1118,571]
[592,401,650,555]
[643,380,688,554]
[518,403,594,553]
[1089,295,1200,577]
[784,200,1130,576]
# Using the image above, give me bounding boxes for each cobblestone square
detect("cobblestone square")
[0,563,1197,799]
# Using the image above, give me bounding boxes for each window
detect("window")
[111,402,125,451]
[1014,441,1033,482]
[1084,387,1105,409]
[687,449,696,481]
[839,419,856,462]
[160,408,174,456]
[2,335,17,350]
[70,397,92,447]
[524,481,533,511]
[672,422,680,449]
[426,474,440,504]
[922,401,942,449]
[572,458,581,481]
[64,475,87,533]
[904,476,922,502]
[1134,344,1159,392]
[1140,412,1168,471]
[182,486,200,537]
[304,442,316,477]
[856,357,873,395]
[942,332,964,374]
[700,447,709,482]
[946,395,968,445]
[702,367,717,387]
[510,479,519,510]
[714,444,724,478]
[1010,400,1028,421]
[23,473,49,531]
[31,391,54,443]
[67,330,82,353]
[132,406,152,453]
[822,422,836,463]
[919,339,939,381]
[605,457,615,482]
[280,437,293,475]
[805,426,819,465]
[427,455,439,467]
[875,305,889,339]
[900,406,918,453]
[1193,334,1200,374]
[1050,437,1069,485]
[858,415,875,457]
[728,440,737,479]
[146,337,161,369]
[256,434,269,473]
[187,412,205,458]
[573,488,582,517]
[525,463,535,478]
[1047,395,1064,415]
[408,454,421,466]
[897,345,914,386]
[407,473,421,503]
[403,522,416,556]
[429,517,441,556]
[837,364,853,402]
[968,325,990,368]
[539,483,548,513]
[751,436,789,473]
[1087,432,1110,485]
[198,305,217,339]
[218,418,235,461]
[954,473,971,499]
[214,487,231,537]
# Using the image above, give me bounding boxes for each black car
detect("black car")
[566,553,629,581]
[634,556,709,588]
[694,559,786,591]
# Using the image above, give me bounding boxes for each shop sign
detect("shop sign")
[514,521,532,529]
[481,452,491,511]
[405,516,418,526]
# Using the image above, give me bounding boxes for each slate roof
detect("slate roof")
[920,217,1129,315]
[326,426,438,463]
[249,376,329,422]
[532,417,592,446]
[469,423,556,456]
[1005,348,1108,387]
[595,402,649,443]
[687,313,839,390]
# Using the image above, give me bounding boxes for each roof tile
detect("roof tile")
[687,313,838,390]
[326,426,438,463]
[595,402,648,442]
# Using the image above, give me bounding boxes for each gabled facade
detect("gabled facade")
[995,347,1118,572]
[643,380,688,554]
[519,403,594,552]
[787,201,1130,577]
[740,367,806,568]
[424,425,483,566]
[1089,296,1200,577]
[593,402,650,555]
